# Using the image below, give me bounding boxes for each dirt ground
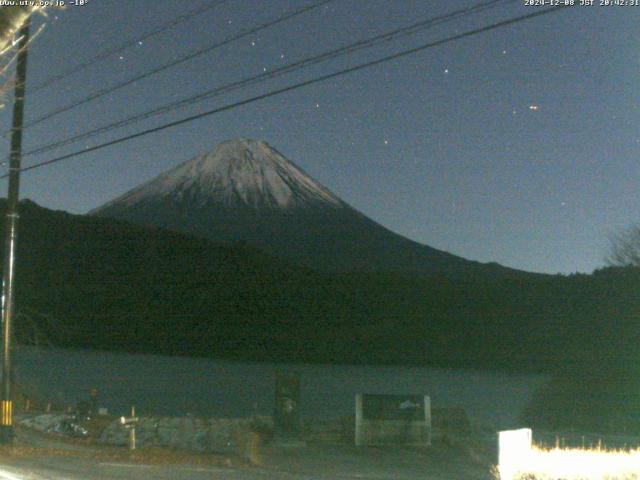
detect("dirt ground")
[0,424,499,480]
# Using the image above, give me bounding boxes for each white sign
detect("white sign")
[498,428,532,480]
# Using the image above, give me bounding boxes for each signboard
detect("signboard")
[355,393,431,447]
[362,394,426,421]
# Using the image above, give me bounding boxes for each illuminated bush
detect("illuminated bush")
[504,446,640,480]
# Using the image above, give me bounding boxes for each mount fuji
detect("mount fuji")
[91,138,498,273]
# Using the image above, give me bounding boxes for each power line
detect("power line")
[20,0,336,130]
[25,0,514,157]
[29,0,230,94]
[2,5,572,180]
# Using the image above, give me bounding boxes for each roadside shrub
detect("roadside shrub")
[521,359,640,434]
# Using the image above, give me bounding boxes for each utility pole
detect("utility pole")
[0,19,30,444]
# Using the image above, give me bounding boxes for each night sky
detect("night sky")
[0,0,637,274]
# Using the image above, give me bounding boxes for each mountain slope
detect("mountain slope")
[4,199,639,375]
[91,138,496,274]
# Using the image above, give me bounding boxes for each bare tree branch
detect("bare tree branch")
[606,225,640,267]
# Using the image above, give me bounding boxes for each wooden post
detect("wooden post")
[120,405,139,450]
[129,406,136,451]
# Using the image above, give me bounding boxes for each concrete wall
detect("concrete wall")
[99,416,273,453]
[14,346,549,430]
[17,413,272,454]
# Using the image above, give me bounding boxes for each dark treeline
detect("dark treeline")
[5,200,640,431]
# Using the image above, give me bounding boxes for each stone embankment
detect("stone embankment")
[17,413,273,454]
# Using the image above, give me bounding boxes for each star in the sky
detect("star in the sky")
[384,139,389,145]
[444,68,449,74]
[529,104,539,111]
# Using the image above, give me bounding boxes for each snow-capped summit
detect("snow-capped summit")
[92,138,483,273]
[99,138,344,211]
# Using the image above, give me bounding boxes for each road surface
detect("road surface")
[0,442,495,480]
[0,426,495,479]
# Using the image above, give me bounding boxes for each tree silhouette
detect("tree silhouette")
[607,225,640,267]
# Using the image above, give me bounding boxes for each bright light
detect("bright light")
[498,428,532,480]
[0,468,25,480]
[497,428,640,480]
[0,6,50,108]
[508,446,640,479]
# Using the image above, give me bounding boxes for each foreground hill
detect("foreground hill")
[4,200,640,382]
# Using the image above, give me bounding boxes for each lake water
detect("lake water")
[13,346,547,430]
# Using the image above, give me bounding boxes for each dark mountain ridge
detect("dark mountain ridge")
[4,199,639,378]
